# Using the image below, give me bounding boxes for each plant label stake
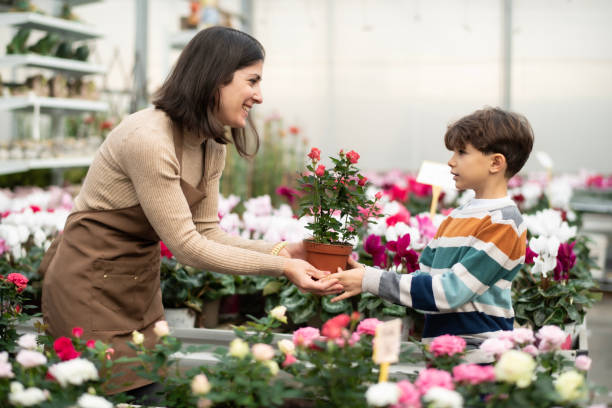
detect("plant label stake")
[373,318,402,383]
[416,161,455,219]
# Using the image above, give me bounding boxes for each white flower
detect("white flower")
[191,374,211,395]
[495,350,536,388]
[262,360,279,376]
[243,195,273,216]
[365,382,400,407]
[15,350,47,368]
[217,194,241,217]
[153,320,170,337]
[8,382,48,406]
[17,333,38,350]
[219,213,242,236]
[77,393,113,408]
[524,209,576,243]
[0,352,14,378]
[546,177,573,211]
[555,370,587,401]
[277,339,295,355]
[270,305,287,323]
[575,355,592,371]
[228,338,249,359]
[132,330,144,345]
[423,386,464,408]
[49,358,99,387]
[529,235,560,277]
[520,181,543,210]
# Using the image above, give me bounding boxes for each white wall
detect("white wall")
[2,0,611,173]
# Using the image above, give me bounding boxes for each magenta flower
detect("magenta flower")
[385,184,409,202]
[525,245,537,264]
[275,186,301,205]
[364,234,387,268]
[415,214,437,241]
[392,380,422,408]
[356,318,383,336]
[386,234,419,272]
[554,241,576,281]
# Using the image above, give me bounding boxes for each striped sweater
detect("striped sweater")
[362,196,527,339]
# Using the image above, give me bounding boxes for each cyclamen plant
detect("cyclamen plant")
[298,147,382,245]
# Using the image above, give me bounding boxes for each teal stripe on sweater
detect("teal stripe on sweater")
[430,246,516,285]
[475,286,513,310]
[440,271,479,309]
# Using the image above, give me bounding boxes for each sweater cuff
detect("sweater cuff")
[362,266,383,295]
[260,255,286,277]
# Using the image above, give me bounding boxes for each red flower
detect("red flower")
[386,185,409,202]
[288,126,300,135]
[358,177,367,187]
[561,334,572,350]
[346,150,360,164]
[53,337,81,361]
[322,314,351,339]
[315,165,326,177]
[351,311,361,322]
[276,186,301,205]
[7,273,28,293]
[100,120,114,130]
[160,241,173,259]
[72,327,84,338]
[307,147,321,162]
[86,340,96,348]
[15,305,21,314]
[282,353,297,367]
[29,205,41,213]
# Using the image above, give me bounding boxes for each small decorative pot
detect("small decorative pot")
[303,239,353,272]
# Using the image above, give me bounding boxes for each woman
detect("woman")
[40,26,340,395]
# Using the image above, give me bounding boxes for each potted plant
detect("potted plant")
[297,147,381,271]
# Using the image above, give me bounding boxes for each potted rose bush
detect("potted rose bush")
[298,147,381,271]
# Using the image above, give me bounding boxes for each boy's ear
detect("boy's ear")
[489,153,507,175]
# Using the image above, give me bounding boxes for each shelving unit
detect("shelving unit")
[0,1,106,176]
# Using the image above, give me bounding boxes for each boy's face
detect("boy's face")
[447,143,492,194]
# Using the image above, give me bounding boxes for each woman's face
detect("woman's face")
[217,60,264,128]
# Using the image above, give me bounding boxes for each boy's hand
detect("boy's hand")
[329,257,366,302]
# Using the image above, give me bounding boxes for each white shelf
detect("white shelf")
[0,95,108,113]
[0,54,105,76]
[0,12,102,40]
[0,156,93,175]
[63,0,102,6]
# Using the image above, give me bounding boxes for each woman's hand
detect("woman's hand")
[278,242,308,260]
[283,259,344,295]
[327,257,366,302]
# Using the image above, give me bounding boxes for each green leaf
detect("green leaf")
[262,280,283,296]
[291,299,317,324]
[283,292,308,312]
[321,295,350,314]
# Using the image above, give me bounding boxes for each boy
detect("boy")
[331,107,534,340]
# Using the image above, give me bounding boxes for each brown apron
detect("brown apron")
[40,127,207,394]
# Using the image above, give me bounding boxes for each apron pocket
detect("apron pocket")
[91,258,159,331]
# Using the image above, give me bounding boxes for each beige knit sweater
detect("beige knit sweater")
[73,108,285,276]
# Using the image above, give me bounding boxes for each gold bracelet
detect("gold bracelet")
[270,241,289,256]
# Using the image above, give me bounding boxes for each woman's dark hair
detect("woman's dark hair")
[444,107,534,178]
[153,26,265,157]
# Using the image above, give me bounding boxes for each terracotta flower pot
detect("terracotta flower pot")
[303,239,353,272]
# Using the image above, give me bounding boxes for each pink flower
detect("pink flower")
[364,235,387,268]
[0,239,7,256]
[308,147,321,162]
[276,186,301,205]
[7,273,28,293]
[0,353,14,378]
[522,344,539,356]
[537,325,567,352]
[346,150,360,164]
[251,343,275,361]
[452,364,496,385]
[391,380,421,408]
[375,191,383,200]
[386,185,409,202]
[386,210,411,227]
[554,241,576,281]
[160,241,173,258]
[348,332,361,346]
[72,327,84,338]
[293,327,321,347]
[315,164,326,177]
[414,215,437,241]
[525,246,537,264]
[282,353,297,367]
[407,177,432,197]
[575,355,592,371]
[358,176,368,187]
[479,337,513,357]
[415,368,454,394]
[16,350,47,368]
[86,340,96,349]
[53,337,81,361]
[386,234,419,272]
[322,314,351,339]
[357,318,383,336]
[429,335,466,357]
[511,328,535,345]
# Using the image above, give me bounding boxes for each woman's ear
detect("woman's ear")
[489,153,507,175]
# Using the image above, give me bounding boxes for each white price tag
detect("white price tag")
[416,161,456,190]
[373,319,402,364]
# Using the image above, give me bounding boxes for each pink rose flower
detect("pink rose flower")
[72,327,84,338]
[479,337,513,357]
[429,334,466,357]
[357,318,383,336]
[53,337,81,361]
[251,343,275,361]
[7,273,28,293]
[452,363,496,385]
[16,350,47,368]
[315,164,326,177]
[575,355,592,371]
[414,368,454,395]
[307,147,321,162]
[349,332,361,346]
[391,380,421,408]
[282,353,297,367]
[537,325,567,352]
[0,352,14,378]
[522,344,539,356]
[293,327,321,347]
[511,328,535,345]
[346,150,360,164]
[321,314,351,339]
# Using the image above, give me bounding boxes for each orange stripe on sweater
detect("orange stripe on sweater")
[435,216,526,260]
